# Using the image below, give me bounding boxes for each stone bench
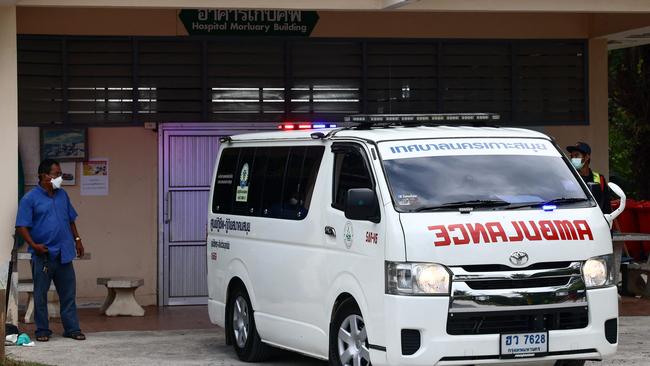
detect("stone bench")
[9,252,92,325]
[17,279,58,324]
[97,277,145,317]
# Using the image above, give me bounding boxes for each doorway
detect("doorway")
[158,123,275,305]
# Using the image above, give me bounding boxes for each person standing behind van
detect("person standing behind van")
[567,142,612,214]
[15,159,86,342]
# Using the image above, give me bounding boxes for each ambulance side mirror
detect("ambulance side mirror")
[345,188,380,223]
[604,182,626,229]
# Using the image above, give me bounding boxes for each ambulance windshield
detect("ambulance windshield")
[378,138,592,212]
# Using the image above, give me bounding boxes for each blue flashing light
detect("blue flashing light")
[542,204,557,212]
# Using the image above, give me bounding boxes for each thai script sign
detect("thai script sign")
[179,9,319,36]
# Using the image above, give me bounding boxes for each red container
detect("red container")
[637,200,650,257]
[612,199,643,260]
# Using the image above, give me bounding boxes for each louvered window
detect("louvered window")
[17,36,588,126]
[366,42,438,114]
[208,40,285,122]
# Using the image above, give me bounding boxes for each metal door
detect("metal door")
[159,123,275,306]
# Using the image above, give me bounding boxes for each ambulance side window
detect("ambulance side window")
[332,145,374,211]
[281,146,326,220]
[260,147,291,218]
[212,148,240,214]
[213,145,325,219]
[245,147,270,216]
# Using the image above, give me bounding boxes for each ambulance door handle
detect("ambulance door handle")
[165,191,172,224]
[325,226,336,237]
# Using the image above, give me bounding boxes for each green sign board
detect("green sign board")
[179,9,319,36]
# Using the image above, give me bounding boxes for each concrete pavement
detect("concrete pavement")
[8,328,325,366]
[8,316,650,366]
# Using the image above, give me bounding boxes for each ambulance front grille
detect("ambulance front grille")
[465,276,571,290]
[448,261,587,311]
[460,261,573,272]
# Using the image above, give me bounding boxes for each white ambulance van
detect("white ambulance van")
[207,114,626,366]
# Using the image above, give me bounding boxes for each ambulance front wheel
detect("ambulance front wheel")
[227,286,271,362]
[329,298,371,366]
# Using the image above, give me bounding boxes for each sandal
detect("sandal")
[36,335,49,342]
[65,332,86,341]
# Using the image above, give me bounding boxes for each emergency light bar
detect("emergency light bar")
[343,113,501,126]
[278,122,337,130]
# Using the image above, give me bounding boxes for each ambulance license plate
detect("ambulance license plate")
[500,332,548,357]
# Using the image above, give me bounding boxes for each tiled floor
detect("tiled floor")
[18,305,217,335]
[15,296,650,336]
[619,296,650,316]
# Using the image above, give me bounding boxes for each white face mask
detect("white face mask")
[51,176,63,189]
[571,158,584,170]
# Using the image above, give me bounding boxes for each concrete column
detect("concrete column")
[0,5,18,282]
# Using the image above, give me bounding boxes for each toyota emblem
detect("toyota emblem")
[509,251,529,266]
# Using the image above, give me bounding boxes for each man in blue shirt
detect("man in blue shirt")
[16,159,86,342]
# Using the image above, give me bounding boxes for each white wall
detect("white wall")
[18,127,158,306]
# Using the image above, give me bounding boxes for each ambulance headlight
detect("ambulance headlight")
[386,262,451,295]
[582,255,614,288]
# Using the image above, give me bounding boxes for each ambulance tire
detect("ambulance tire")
[329,299,371,366]
[227,286,271,362]
[554,361,586,366]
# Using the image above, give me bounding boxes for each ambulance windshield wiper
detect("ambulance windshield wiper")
[414,199,510,212]
[505,197,589,210]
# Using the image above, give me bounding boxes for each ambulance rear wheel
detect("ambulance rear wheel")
[329,299,371,366]
[554,360,586,366]
[227,286,270,362]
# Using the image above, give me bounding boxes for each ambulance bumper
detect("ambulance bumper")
[371,286,618,366]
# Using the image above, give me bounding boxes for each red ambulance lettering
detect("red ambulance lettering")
[485,222,508,243]
[539,220,559,240]
[430,220,594,246]
[428,225,451,246]
[466,223,490,244]
[508,221,524,242]
[553,220,577,240]
[448,224,470,245]
[519,221,542,241]
[573,220,593,240]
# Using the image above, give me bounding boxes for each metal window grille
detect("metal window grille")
[17,36,588,126]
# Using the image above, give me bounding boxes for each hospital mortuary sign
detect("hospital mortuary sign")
[179,9,320,36]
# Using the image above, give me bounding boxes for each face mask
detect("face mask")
[51,176,63,189]
[571,158,584,170]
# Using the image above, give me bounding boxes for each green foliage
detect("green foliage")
[609,46,650,199]
[609,101,637,197]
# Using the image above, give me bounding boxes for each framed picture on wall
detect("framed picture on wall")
[40,128,88,162]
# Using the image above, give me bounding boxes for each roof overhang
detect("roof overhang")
[605,26,650,49]
[5,0,650,49]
